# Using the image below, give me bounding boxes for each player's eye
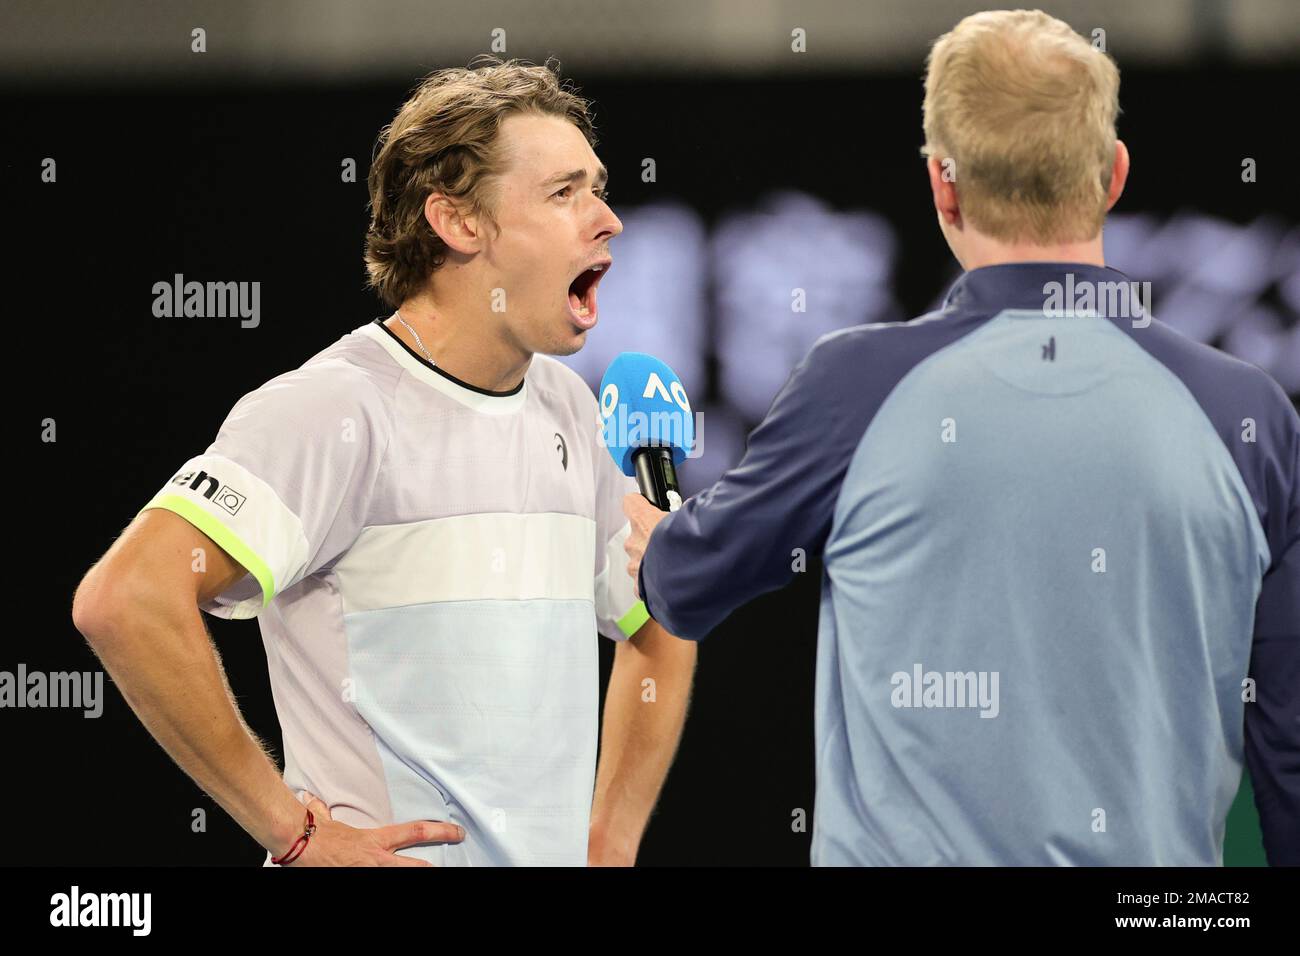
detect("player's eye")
[552,183,609,203]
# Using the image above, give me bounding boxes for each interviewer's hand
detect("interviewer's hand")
[282,792,465,866]
[622,493,670,600]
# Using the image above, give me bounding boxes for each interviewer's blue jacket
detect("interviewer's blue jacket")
[639,261,1299,866]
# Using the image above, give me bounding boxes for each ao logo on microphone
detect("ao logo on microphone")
[599,352,698,474]
[600,372,691,418]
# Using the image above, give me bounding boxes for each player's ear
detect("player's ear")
[423,192,481,256]
[926,156,961,227]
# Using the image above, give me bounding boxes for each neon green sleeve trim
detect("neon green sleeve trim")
[617,600,651,638]
[139,493,276,607]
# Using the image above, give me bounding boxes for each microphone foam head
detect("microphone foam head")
[598,352,695,476]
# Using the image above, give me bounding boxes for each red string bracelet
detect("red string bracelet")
[271,808,316,865]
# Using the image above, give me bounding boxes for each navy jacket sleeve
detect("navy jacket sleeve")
[1243,388,1300,866]
[638,330,876,640]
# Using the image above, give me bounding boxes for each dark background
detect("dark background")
[10,55,1298,864]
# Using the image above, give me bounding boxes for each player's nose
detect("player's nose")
[593,201,622,242]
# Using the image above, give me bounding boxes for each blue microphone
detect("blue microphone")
[599,352,695,512]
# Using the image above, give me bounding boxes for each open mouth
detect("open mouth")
[566,259,611,329]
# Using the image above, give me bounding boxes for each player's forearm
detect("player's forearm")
[590,619,696,861]
[73,582,306,855]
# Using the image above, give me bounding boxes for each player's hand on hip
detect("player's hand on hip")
[283,792,465,866]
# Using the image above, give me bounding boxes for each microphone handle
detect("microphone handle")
[632,447,683,512]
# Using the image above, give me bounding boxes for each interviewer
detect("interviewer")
[623,10,1298,866]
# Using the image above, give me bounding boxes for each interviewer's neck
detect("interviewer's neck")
[956,233,1106,271]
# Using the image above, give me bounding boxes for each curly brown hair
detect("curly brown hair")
[364,56,597,308]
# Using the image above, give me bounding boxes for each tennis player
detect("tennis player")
[72,58,696,867]
[624,11,1297,865]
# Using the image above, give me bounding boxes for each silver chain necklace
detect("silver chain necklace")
[394,311,434,364]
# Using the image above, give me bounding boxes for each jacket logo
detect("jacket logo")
[171,469,246,516]
[554,432,568,471]
[1041,336,1056,361]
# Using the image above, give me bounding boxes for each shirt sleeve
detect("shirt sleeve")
[136,364,391,619]
[591,398,650,642]
[1244,391,1300,866]
[638,331,873,640]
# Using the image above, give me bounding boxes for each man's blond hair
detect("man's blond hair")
[922,9,1121,245]
[365,56,596,308]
